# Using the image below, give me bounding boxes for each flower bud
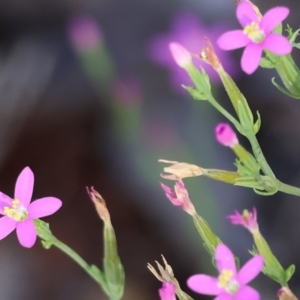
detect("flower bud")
[159,282,176,300]
[169,42,192,68]
[215,123,238,148]
[68,16,102,52]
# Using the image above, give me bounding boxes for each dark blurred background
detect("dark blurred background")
[0,0,299,299]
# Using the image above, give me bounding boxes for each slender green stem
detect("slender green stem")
[207,94,242,133]
[276,180,300,197]
[52,237,109,294]
[244,129,275,179]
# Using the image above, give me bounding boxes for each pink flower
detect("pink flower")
[215,123,238,148]
[227,208,259,233]
[68,15,103,51]
[217,2,292,74]
[159,282,176,300]
[0,167,62,248]
[187,244,264,300]
[160,180,195,215]
[148,12,238,93]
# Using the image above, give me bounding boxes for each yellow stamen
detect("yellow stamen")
[218,269,233,288]
[3,199,28,221]
[243,22,265,43]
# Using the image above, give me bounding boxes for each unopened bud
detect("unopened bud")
[169,42,192,69]
[215,123,238,148]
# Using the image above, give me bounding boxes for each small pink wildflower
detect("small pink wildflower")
[227,208,259,233]
[160,180,195,215]
[217,2,292,74]
[187,244,264,300]
[159,282,176,300]
[0,167,62,248]
[169,42,192,68]
[215,123,238,148]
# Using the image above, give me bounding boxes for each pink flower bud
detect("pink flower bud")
[68,16,102,51]
[169,42,192,68]
[159,282,176,300]
[215,123,238,148]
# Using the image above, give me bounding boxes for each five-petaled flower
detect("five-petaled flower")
[187,244,264,300]
[217,2,292,74]
[0,167,62,248]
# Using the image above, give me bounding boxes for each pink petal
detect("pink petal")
[217,30,249,50]
[14,167,34,207]
[0,216,17,239]
[28,197,62,219]
[235,285,260,300]
[236,2,259,27]
[263,34,292,55]
[0,192,12,214]
[260,7,289,34]
[215,293,233,300]
[16,219,37,248]
[237,255,263,285]
[187,275,221,295]
[241,43,263,74]
[215,244,236,275]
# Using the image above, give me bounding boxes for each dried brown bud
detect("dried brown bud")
[86,186,110,221]
[159,159,203,180]
[147,255,175,283]
[199,37,221,70]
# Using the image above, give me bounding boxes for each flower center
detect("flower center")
[218,269,240,294]
[3,199,28,221]
[243,22,265,43]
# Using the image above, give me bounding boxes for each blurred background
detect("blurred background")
[0,0,299,299]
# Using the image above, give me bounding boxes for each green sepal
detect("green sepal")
[252,111,261,134]
[183,85,207,101]
[274,22,283,35]
[260,57,276,69]
[34,219,55,248]
[286,25,300,49]
[285,264,296,282]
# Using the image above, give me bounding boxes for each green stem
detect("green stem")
[52,237,109,295]
[207,94,242,133]
[245,129,275,179]
[276,180,300,197]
